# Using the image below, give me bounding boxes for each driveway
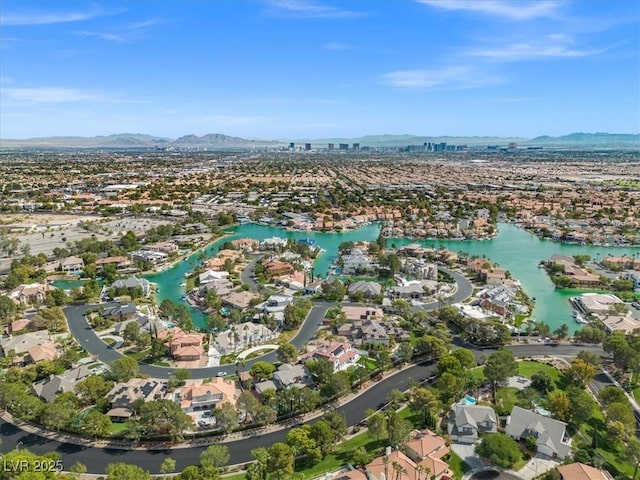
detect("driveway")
[451,442,484,469]
[517,454,560,480]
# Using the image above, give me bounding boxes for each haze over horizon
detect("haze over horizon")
[1,0,639,139]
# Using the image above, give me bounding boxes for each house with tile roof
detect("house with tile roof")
[158,327,204,362]
[8,283,56,306]
[557,463,613,480]
[303,340,360,372]
[171,378,238,413]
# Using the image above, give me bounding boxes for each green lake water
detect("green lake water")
[144,223,638,332]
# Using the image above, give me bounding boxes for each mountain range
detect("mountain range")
[0,132,638,149]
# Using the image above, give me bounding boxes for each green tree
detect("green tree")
[310,420,335,457]
[138,399,193,440]
[212,402,239,433]
[286,426,321,463]
[123,321,141,344]
[531,371,554,393]
[82,410,112,439]
[323,410,347,444]
[483,349,517,400]
[350,446,371,469]
[120,231,139,251]
[0,295,18,324]
[160,458,176,476]
[305,358,334,384]
[40,401,75,432]
[277,342,298,364]
[267,442,294,480]
[110,356,139,382]
[606,401,635,435]
[624,436,640,479]
[385,410,412,447]
[475,433,522,468]
[567,386,595,427]
[200,444,230,469]
[366,410,387,440]
[566,358,597,387]
[408,387,441,426]
[247,448,269,480]
[598,386,627,406]
[250,361,276,381]
[545,390,570,422]
[106,462,151,480]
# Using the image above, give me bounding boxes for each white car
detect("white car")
[216,371,227,377]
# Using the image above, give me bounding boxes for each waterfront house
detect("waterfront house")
[199,269,230,284]
[59,256,85,273]
[213,322,275,354]
[111,276,151,296]
[8,283,56,306]
[264,259,295,277]
[348,281,382,299]
[221,290,260,310]
[231,238,259,252]
[95,256,132,272]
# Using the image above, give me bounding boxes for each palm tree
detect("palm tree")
[392,462,403,480]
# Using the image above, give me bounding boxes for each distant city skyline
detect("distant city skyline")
[1,0,639,139]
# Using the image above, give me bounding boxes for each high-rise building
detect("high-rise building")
[328,143,335,151]
[339,143,349,151]
[304,143,312,151]
[289,142,295,151]
[352,143,360,152]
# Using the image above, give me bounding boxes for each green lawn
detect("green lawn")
[469,360,564,388]
[294,431,386,479]
[110,421,130,434]
[446,452,471,480]
[633,385,640,403]
[358,357,379,371]
[125,349,150,361]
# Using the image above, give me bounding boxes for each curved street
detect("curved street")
[64,302,332,379]
[0,344,604,474]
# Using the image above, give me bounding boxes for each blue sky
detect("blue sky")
[1,0,639,139]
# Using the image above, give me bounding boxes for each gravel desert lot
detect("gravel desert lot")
[0,213,173,272]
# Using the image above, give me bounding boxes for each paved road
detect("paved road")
[0,344,604,474]
[419,267,474,310]
[65,302,331,379]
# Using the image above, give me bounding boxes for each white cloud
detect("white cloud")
[3,87,105,103]
[267,0,363,19]
[1,7,118,26]
[74,17,161,43]
[415,0,560,21]
[383,66,504,89]
[322,42,353,50]
[466,34,609,61]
